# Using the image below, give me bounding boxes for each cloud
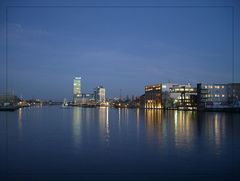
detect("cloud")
[7,23,50,47]
[8,23,49,36]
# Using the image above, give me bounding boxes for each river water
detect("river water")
[0,106,240,180]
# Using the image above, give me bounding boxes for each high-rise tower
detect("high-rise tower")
[94,86,106,103]
[73,77,81,97]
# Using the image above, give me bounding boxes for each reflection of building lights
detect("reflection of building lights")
[136,108,140,126]
[106,107,109,140]
[18,108,23,129]
[72,107,81,148]
[99,107,110,143]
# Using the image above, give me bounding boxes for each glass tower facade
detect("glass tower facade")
[94,86,106,103]
[73,77,81,97]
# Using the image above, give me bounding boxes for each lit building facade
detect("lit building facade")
[94,86,106,103]
[75,93,95,105]
[197,83,228,108]
[73,77,81,97]
[169,84,197,109]
[197,83,240,108]
[143,84,162,109]
[162,83,178,109]
[227,83,240,107]
[73,77,81,104]
[140,82,240,110]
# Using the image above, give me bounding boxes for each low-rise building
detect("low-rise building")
[162,83,178,109]
[143,84,162,109]
[73,93,95,105]
[169,83,197,110]
[227,83,240,107]
[197,83,229,109]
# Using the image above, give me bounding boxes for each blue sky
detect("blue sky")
[1,6,236,100]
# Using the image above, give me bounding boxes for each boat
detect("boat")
[62,98,68,108]
[0,102,19,111]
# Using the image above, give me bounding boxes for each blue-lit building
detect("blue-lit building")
[94,86,106,103]
[197,83,240,109]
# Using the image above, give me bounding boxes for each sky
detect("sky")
[0,6,237,100]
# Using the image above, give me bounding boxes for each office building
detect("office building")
[197,83,240,109]
[169,83,197,109]
[73,77,81,104]
[197,83,228,108]
[143,84,162,109]
[162,83,178,109]
[73,77,81,97]
[94,86,106,103]
[227,83,240,107]
[75,93,95,105]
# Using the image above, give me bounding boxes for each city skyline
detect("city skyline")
[0,6,238,100]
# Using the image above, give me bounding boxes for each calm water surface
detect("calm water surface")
[0,106,240,180]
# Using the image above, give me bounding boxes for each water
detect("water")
[0,106,240,180]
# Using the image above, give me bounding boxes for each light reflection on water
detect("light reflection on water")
[17,108,23,141]
[142,109,227,154]
[17,108,23,129]
[7,107,238,176]
[201,112,227,156]
[98,107,110,144]
[72,107,111,149]
[72,107,82,150]
[70,108,228,156]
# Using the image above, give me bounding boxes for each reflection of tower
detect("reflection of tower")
[72,107,82,148]
[99,107,109,143]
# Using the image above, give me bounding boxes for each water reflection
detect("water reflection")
[144,109,227,154]
[136,108,140,127]
[173,111,196,150]
[72,107,82,149]
[71,107,229,156]
[117,108,130,134]
[8,107,237,176]
[72,107,110,148]
[118,108,121,133]
[136,108,140,140]
[145,109,163,144]
[17,108,23,141]
[99,107,110,144]
[18,108,23,129]
[200,112,227,155]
